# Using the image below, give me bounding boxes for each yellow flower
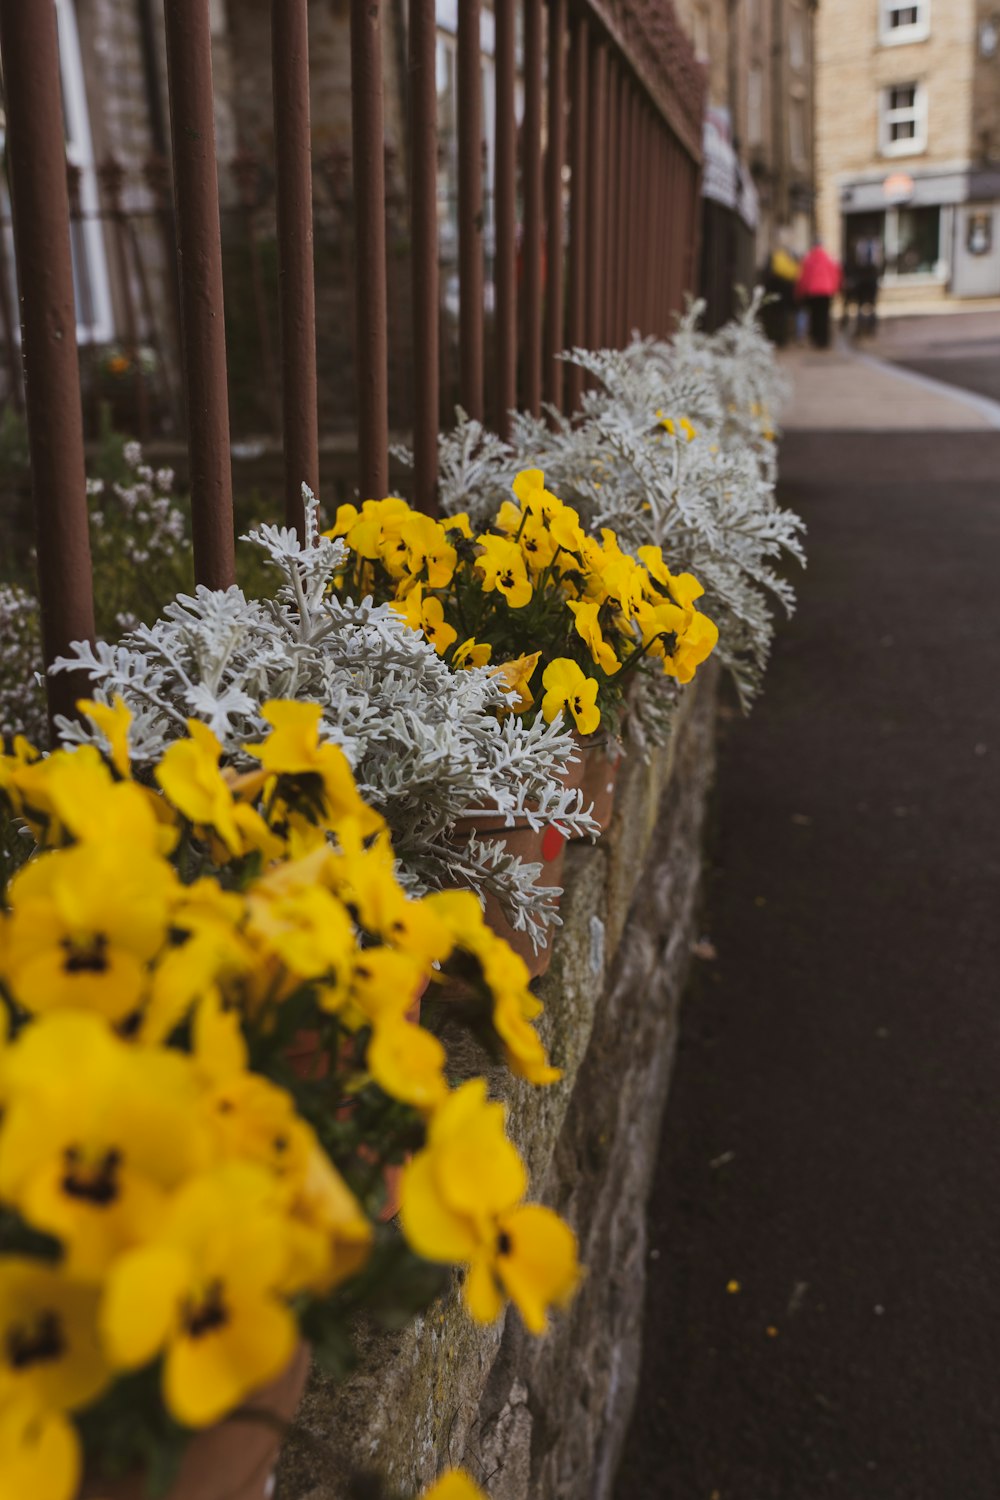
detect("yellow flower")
[78,696,132,777]
[393,588,458,656]
[511,469,586,553]
[453,637,492,670]
[100,1165,298,1428]
[540,659,600,736]
[420,1472,488,1500]
[475,534,532,608]
[367,1019,449,1112]
[15,745,176,855]
[245,879,357,996]
[517,512,559,574]
[156,720,278,859]
[443,512,473,539]
[0,1395,81,1500]
[245,701,384,838]
[567,600,620,675]
[489,651,541,714]
[0,1014,211,1279]
[399,1081,579,1333]
[329,497,409,561]
[1,841,178,1025]
[0,1261,110,1414]
[392,512,458,589]
[656,411,696,441]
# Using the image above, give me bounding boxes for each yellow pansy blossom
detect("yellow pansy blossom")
[540,659,600,737]
[100,1165,298,1428]
[0,1014,211,1279]
[0,1395,82,1500]
[489,651,541,714]
[394,512,458,590]
[367,1019,449,1113]
[0,1261,110,1415]
[419,1472,488,1500]
[474,535,532,608]
[399,1081,579,1333]
[78,695,132,778]
[657,411,697,441]
[245,700,384,838]
[156,720,278,859]
[393,588,458,656]
[0,841,178,1025]
[567,600,620,675]
[453,637,492,669]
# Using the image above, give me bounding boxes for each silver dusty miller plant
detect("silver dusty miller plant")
[54,494,596,948]
[424,295,804,713]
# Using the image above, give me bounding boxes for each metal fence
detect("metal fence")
[0,0,703,725]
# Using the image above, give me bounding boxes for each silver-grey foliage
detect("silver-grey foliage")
[54,495,597,948]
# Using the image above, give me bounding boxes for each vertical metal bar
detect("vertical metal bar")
[458,0,484,420]
[350,0,389,497]
[273,0,319,534]
[494,0,516,436]
[566,13,588,411]
[584,37,606,349]
[410,0,440,515]
[543,0,567,410]
[522,0,543,416]
[0,0,95,725]
[163,0,235,590]
[615,75,629,345]
[602,59,619,349]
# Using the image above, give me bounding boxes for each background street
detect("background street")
[615,330,1000,1499]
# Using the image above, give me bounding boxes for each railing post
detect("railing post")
[544,0,568,410]
[457,0,484,421]
[585,36,607,351]
[273,0,320,534]
[163,0,236,591]
[410,0,440,515]
[350,0,390,499]
[522,0,544,417]
[566,12,589,412]
[494,0,517,437]
[0,0,95,728]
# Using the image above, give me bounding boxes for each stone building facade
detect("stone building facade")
[816,0,1000,301]
[672,0,820,323]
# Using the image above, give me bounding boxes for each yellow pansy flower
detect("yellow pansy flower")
[443,511,473,539]
[511,470,586,553]
[517,512,560,574]
[567,600,620,675]
[453,637,492,669]
[0,1014,211,1279]
[156,720,277,859]
[329,496,409,561]
[419,1472,488,1500]
[656,411,696,441]
[0,841,178,1024]
[399,1081,579,1333]
[100,1165,298,1428]
[0,1261,110,1414]
[393,588,458,656]
[0,1395,82,1500]
[78,695,132,778]
[394,512,458,590]
[15,745,177,855]
[245,700,384,838]
[540,659,600,736]
[474,535,532,609]
[489,651,541,714]
[367,1019,449,1112]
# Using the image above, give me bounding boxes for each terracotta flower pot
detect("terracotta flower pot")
[452,814,567,980]
[572,735,624,837]
[82,1343,310,1500]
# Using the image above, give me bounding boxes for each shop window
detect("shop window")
[880,0,930,45]
[889,205,941,276]
[880,82,927,156]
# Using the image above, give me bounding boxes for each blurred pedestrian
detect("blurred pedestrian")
[795,240,842,350]
[760,246,800,347]
[850,232,883,337]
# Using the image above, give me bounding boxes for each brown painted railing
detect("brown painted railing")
[0,0,704,727]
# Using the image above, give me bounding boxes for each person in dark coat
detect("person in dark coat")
[795,242,842,350]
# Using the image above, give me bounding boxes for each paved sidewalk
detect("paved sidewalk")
[779,344,997,430]
[614,428,1000,1499]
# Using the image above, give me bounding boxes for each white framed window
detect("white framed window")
[880,0,930,46]
[879,82,927,156]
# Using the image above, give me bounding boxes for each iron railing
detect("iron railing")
[0,0,704,725]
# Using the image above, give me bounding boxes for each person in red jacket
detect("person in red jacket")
[795,241,842,350]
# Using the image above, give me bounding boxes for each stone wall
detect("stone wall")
[275,668,719,1500]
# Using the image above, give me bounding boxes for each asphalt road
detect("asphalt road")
[876,312,1000,405]
[613,430,1000,1500]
